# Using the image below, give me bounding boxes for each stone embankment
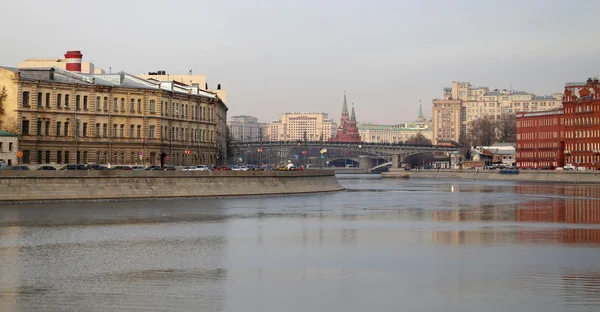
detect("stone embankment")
[382,169,600,183]
[0,170,344,203]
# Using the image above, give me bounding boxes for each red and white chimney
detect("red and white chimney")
[64,50,83,72]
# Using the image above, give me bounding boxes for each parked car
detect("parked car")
[260,165,273,171]
[232,166,249,171]
[112,165,133,170]
[196,165,210,171]
[37,165,57,170]
[8,165,30,170]
[146,165,163,171]
[131,166,145,171]
[86,164,109,170]
[182,166,199,171]
[60,164,86,170]
[163,165,176,171]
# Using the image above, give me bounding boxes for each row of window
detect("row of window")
[564,116,599,127]
[565,104,597,114]
[565,155,600,166]
[22,91,217,122]
[20,149,215,165]
[0,142,14,152]
[565,143,600,152]
[517,151,559,158]
[517,161,559,168]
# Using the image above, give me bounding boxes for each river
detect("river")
[1,175,599,312]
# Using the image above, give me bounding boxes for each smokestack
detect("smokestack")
[64,50,83,72]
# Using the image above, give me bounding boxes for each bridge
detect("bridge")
[231,141,460,172]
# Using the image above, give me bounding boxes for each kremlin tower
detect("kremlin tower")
[329,93,362,142]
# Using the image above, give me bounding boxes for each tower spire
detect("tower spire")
[351,104,356,122]
[342,92,348,114]
[418,101,424,119]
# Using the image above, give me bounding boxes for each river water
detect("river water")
[1,175,600,312]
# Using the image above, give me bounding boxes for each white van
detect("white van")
[564,164,576,170]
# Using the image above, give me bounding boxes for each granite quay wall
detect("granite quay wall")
[0,170,344,203]
[382,169,600,184]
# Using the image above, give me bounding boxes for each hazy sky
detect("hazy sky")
[2,0,599,124]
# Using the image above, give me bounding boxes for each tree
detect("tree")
[495,113,516,143]
[467,116,496,146]
[0,87,6,130]
[405,133,432,145]
[225,127,235,160]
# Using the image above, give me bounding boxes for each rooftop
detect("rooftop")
[0,130,18,137]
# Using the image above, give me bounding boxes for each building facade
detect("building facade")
[515,110,564,169]
[227,115,267,142]
[267,112,336,142]
[0,63,227,166]
[432,81,563,144]
[563,78,600,169]
[18,50,105,74]
[359,103,433,144]
[329,93,361,142]
[0,130,18,166]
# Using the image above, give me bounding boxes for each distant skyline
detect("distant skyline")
[2,0,599,124]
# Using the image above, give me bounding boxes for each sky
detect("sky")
[2,0,600,124]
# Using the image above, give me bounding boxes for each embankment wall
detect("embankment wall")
[0,170,344,203]
[382,169,600,184]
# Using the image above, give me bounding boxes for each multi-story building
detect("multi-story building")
[227,115,267,142]
[563,78,600,169]
[0,130,18,166]
[358,105,433,144]
[432,81,563,144]
[515,78,600,170]
[0,51,228,167]
[138,71,227,104]
[330,94,361,142]
[515,109,564,169]
[18,50,105,74]
[267,112,336,142]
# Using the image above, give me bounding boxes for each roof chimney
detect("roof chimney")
[64,50,83,72]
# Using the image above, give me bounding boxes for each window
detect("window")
[96,96,101,110]
[114,98,118,112]
[76,95,81,110]
[65,94,70,108]
[45,121,50,135]
[45,93,50,108]
[8,142,12,151]
[83,96,88,110]
[137,125,141,138]
[21,120,30,135]
[113,124,117,137]
[56,122,61,136]
[36,119,42,135]
[65,151,70,164]
[23,91,30,107]
[103,97,108,111]
[120,124,124,137]
[22,150,30,164]
[96,123,100,137]
[45,151,50,164]
[57,94,62,108]
[103,124,107,137]
[149,125,155,138]
[120,98,125,112]
[83,151,88,164]
[57,151,63,164]
[37,92,43,108]
[64,122,69,136]
[131,99,135,113]
[37,150,42,164]
[82,123,88,137]
[137,99,142,113]
[130,125,134,138]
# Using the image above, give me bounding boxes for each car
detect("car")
[146,165,163,171]
[8,165,30,170]
[163,165,176,171]
[260,165,273,171]
[112,165,133,170]
[196,165,210,171]
[232,166,249,171]
[182,166,199,171]
[60,164,86,170]
[131,166,145,171]
[86,164,109,170]
[37,165,56,170]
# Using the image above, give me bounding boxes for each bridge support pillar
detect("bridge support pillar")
[392,155,399,169]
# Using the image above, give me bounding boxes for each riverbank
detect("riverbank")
[0,170,344,203]
[382,169,600,183]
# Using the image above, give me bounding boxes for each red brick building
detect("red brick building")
[329,93,361,143]
[515,109,564,169]
[562,78,600,169]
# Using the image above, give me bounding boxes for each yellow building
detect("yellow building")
[432,81,563,144]
[267,112,336,141]
[358,123,433,144]
[138,71,227,104]
[0,66,228,166]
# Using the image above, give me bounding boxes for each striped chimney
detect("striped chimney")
[64,50,83,72]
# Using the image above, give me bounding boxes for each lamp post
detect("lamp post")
[257,148,263,167]
[302,149,307,168]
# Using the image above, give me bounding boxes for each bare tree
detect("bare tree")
[0,87,6,130]
[467,116,497,146]
[495,113,516,142]
[405,133,432,145]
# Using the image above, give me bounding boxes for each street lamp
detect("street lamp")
[257,148,264,167]
[302,149,307,168]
